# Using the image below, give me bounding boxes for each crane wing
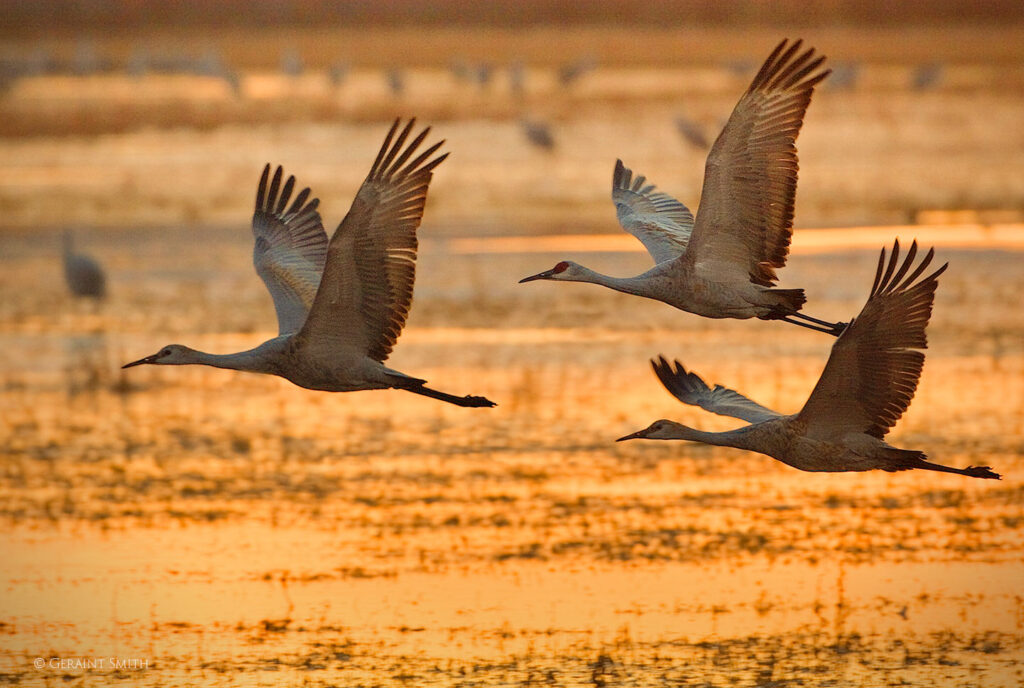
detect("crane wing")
[651,356,781,424]
[683,39,830,286]
[797,240,947,439]
[296,119,447,362]
[252,165,328,334]
[612,159,694,264]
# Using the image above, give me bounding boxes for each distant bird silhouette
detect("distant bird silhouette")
[123,119,495,408]
[911,62,942,90]
[280,49,303,77]
[508,61,526,96]
[722,58,756,78]
[195,49,240,94]
[450,59,471,82]
[673,114,710,150]
[620,240,999,480]
[328,61,349,86]
[0,51,54,92]
[521,119,555,150]
[72,40,109,75]
[521,39,845,335]
[125,48,149,77]
[826,61,859,90]
[386,68,405,95]
[62,230,106,299]
[474,63,493,88]
[558,56,596,87]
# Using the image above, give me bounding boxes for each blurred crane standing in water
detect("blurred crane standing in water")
[63,230,106,299]
[123,119,495,408]
[620,240,999,480]
[521,39,846,335]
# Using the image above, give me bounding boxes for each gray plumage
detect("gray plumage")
[621,240,999,481]
[63,231,107,299]
[251,165,327,336]
[610,159,693,263]
[520,39,845,336]
[651,356,777,424]
[123,119,495,408]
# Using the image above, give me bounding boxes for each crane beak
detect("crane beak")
[519,268,556,283]
[122,354,158,369]
[616,430,646,442]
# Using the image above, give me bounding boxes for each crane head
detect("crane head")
[122,344,194,368]
[617,419,690,442]
[518,261,575,283]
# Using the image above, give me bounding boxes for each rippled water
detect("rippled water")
[3,24,1024,682]
[1,225,1023,685]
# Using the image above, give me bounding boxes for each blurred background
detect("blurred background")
[2,2,1023,686]
[2,0,1024,231]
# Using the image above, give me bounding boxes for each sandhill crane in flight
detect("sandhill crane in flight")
[520,39,845,335]
[521,118,555,151]
[63,230,107,299]
[558,56,596,87]
[123,119,495,408]
[619,240,999,480]
[673,114,710,150]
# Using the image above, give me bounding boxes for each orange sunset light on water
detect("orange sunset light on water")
[2,4,1024,686]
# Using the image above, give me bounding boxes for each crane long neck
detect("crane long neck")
[674,425,757,451]
[185,347,275,374]
[570,265,654,297]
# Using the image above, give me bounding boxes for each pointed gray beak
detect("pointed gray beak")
[122,354,157,369]
[519,268,556,283]
[616,430,645,442]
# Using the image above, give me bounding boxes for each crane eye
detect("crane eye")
[161,348,172,357]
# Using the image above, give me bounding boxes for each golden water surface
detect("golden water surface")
[2,23,1024,686]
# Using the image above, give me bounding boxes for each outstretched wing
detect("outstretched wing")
[652,356,782,424]
[296,119,447,362]
[612,159,694,264]
[798,240,948,439]
[252,165,328,334]
[684,39,830,286]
